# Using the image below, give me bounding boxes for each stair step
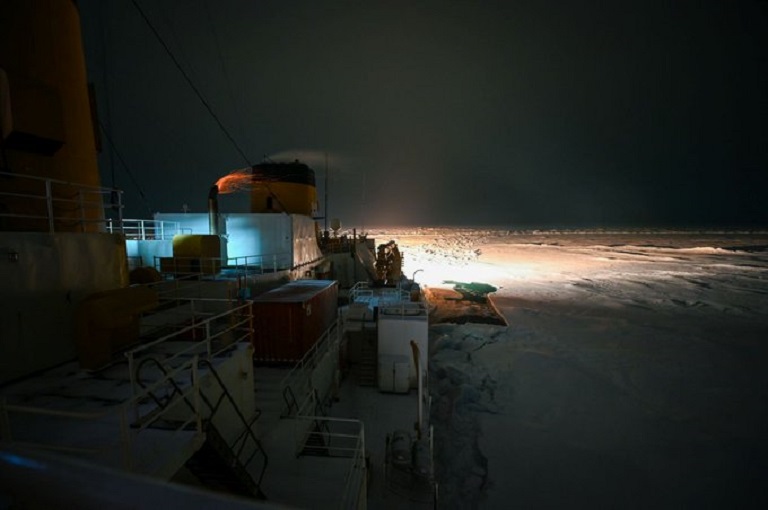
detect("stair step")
[186,424,263,500]
[301,424,330,457]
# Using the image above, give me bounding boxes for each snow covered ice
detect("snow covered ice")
[372,229,768,509]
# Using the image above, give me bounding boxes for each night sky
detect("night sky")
[79,0,768,228]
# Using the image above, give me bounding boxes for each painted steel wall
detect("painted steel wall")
[378,305,429,388]
[154,212,322,270]
[0,232,128,384]
[0,0,103,231]
[125,238,173,268]
[225,213,292,264]
[291,214,322,268]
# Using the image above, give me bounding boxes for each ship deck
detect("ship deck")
[0,344,243,479]
[248,364,434,509]
[1,284,435,508]
[0,296,256,482]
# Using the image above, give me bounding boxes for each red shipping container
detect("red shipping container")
[251,280,339,362]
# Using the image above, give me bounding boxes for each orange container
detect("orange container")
[251,280,338,362]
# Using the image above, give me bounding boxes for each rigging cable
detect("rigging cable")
[202,0,246,144]
[98,119,154,217]
[129,0,253,168]
[98,0,116,189]
[129,0,289,214]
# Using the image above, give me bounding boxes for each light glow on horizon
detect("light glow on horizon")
[408,258,535,288]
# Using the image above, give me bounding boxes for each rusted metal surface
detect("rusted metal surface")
[251,280,338,362]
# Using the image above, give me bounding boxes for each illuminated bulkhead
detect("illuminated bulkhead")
[250,161,317,216]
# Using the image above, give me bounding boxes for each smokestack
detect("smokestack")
[208,185,219,236]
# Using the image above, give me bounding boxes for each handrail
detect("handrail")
[303,388,332,454]
[143,302,248,353]
[109,219,181,240]
[378,301,429,318]
[134,357,195,416]
[342,425,367,510]
[143,275,226,301]
[154,252,293,277]
[0,300,252,469]
[349,281,411,307]
[348,281,371,303]
[126,299,252,394]
[0,295,263,488]
[130,354,267,495]
[282,386,299,417]
[197,359,269,492]
[291,415,367,509]
[231,411,262,464]
[150,251,325,281]
[277,312,365,508]
[0,356,204,473]
[295,419,360,457]
[0,170,124,233]
[279,321,339,417]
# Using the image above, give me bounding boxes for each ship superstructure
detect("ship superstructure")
[0,2,435,508]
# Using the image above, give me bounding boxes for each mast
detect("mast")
[324,151,329,231]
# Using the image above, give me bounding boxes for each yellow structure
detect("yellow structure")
[250,162,317,216]
[0,0,103,232]
[172,234,221,258]
[160,234,222,275]
[74,286,159,370]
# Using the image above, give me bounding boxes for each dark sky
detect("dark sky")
[79,0,768,228]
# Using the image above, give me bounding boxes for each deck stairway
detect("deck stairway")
[358,330,378,387]
[246,319,369,508]
[253,366,288,429]
[342,300,378,387]
[300,421,330,457]
[300,390,332,457]
[135,357,269,500]
[185,422,265,499]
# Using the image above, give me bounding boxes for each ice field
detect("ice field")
[373,229,768,509]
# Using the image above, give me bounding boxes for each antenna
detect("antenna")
[324,152,329,232]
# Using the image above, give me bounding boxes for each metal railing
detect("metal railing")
[0,355,204,474]
[0,170,123,233]
[126,299,253,395]
[291,414,367,509]
[276,314,367,509]
[348,281,409,305]
[279,320,342,418]
[379,301,429,318]
[154,252,293,278]
[108,219,183,240]
[196,359,269,495]
[0,298,260,481]
[340,420,367,510]
[349,282,374,303]
[225,253,293,274]
[127,300,267,492]
[142,275,230,302]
